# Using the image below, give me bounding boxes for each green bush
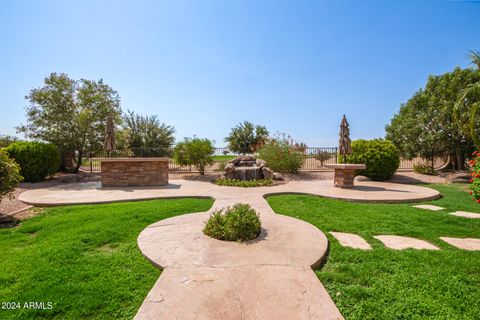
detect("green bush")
[173,137,214,175]
[344,139,400,181]
[4,142,60,182]
[215,178,273,187]
[257,139,305,173]
[413,163,437,176]
[203,203,261,241]
[0,150,23,201]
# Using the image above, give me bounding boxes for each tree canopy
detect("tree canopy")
[122,110,175,156]
[224,121,269,154]
[17,73,122,172]
[173,137,214,175]
[386,57,480,169]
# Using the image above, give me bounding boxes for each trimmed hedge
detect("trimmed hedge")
[4,142,60,182]
[345,139,400,181]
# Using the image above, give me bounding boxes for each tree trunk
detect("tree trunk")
[73,149,83,173]
[456,150,466,170]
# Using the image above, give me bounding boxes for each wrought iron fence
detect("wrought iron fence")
[397,156,449,171]
[80,147,449,173]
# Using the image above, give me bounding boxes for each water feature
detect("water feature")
[225,156,268,181]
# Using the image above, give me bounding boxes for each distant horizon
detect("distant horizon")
[1,0,479,147]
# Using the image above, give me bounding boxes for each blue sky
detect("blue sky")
[1,0,479,146]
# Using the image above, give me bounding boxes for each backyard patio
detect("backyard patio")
[1,4,479,317]
[1,179,479,319]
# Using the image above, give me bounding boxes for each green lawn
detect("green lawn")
[0,198,213,320]
[267,184,480,320]
[212,154,237,162]
[2,184,479,319]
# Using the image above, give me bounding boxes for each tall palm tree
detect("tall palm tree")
[470,50,480,69]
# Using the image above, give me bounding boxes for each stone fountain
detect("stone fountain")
[224,156,282,181]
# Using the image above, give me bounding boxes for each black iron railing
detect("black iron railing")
[80,147,449,173]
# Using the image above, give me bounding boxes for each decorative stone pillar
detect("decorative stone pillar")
[325,164,366,188]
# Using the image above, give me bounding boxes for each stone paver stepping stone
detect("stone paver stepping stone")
[373,235,439,250]
[330,232,372,250]
[448,211,480,219]
[440,237,480,251]
[413,204,445,211]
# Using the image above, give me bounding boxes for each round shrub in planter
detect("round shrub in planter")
[203,203,261,241]
[344,139,400,181]
[4,141,60,182]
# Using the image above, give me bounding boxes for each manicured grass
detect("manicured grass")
[267,184,480,320]
[0,198,213,320]
[212,155,237,162]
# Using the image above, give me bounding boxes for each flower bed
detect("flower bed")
[469,151,480,203]
[215,178,273,187]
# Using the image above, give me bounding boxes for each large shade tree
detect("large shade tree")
[456,51,480,149]
[386,59,480,170]
[17,73,122,172]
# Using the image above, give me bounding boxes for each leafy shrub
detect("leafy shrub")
[257,138,306,173]
[215,178,273,187]
[173,137,214,175]
[413,163,437,176]
[203,203,261,241]
[469,151,480,203]
[343,139,400,181]
[5,142,60,182]
[0,150,23,202]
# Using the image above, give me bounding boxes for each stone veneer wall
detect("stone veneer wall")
[333,168,356,188]
[101,158,169,187]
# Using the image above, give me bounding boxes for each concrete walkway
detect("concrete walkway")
[136,196,342,320]
[18,179,441,319]
[19,179,441,206]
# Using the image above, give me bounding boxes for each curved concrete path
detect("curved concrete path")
[18,179,441,319]
[19,179,441,206]
[136,195,341,319]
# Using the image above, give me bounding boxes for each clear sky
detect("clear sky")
[1,0,479,146]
